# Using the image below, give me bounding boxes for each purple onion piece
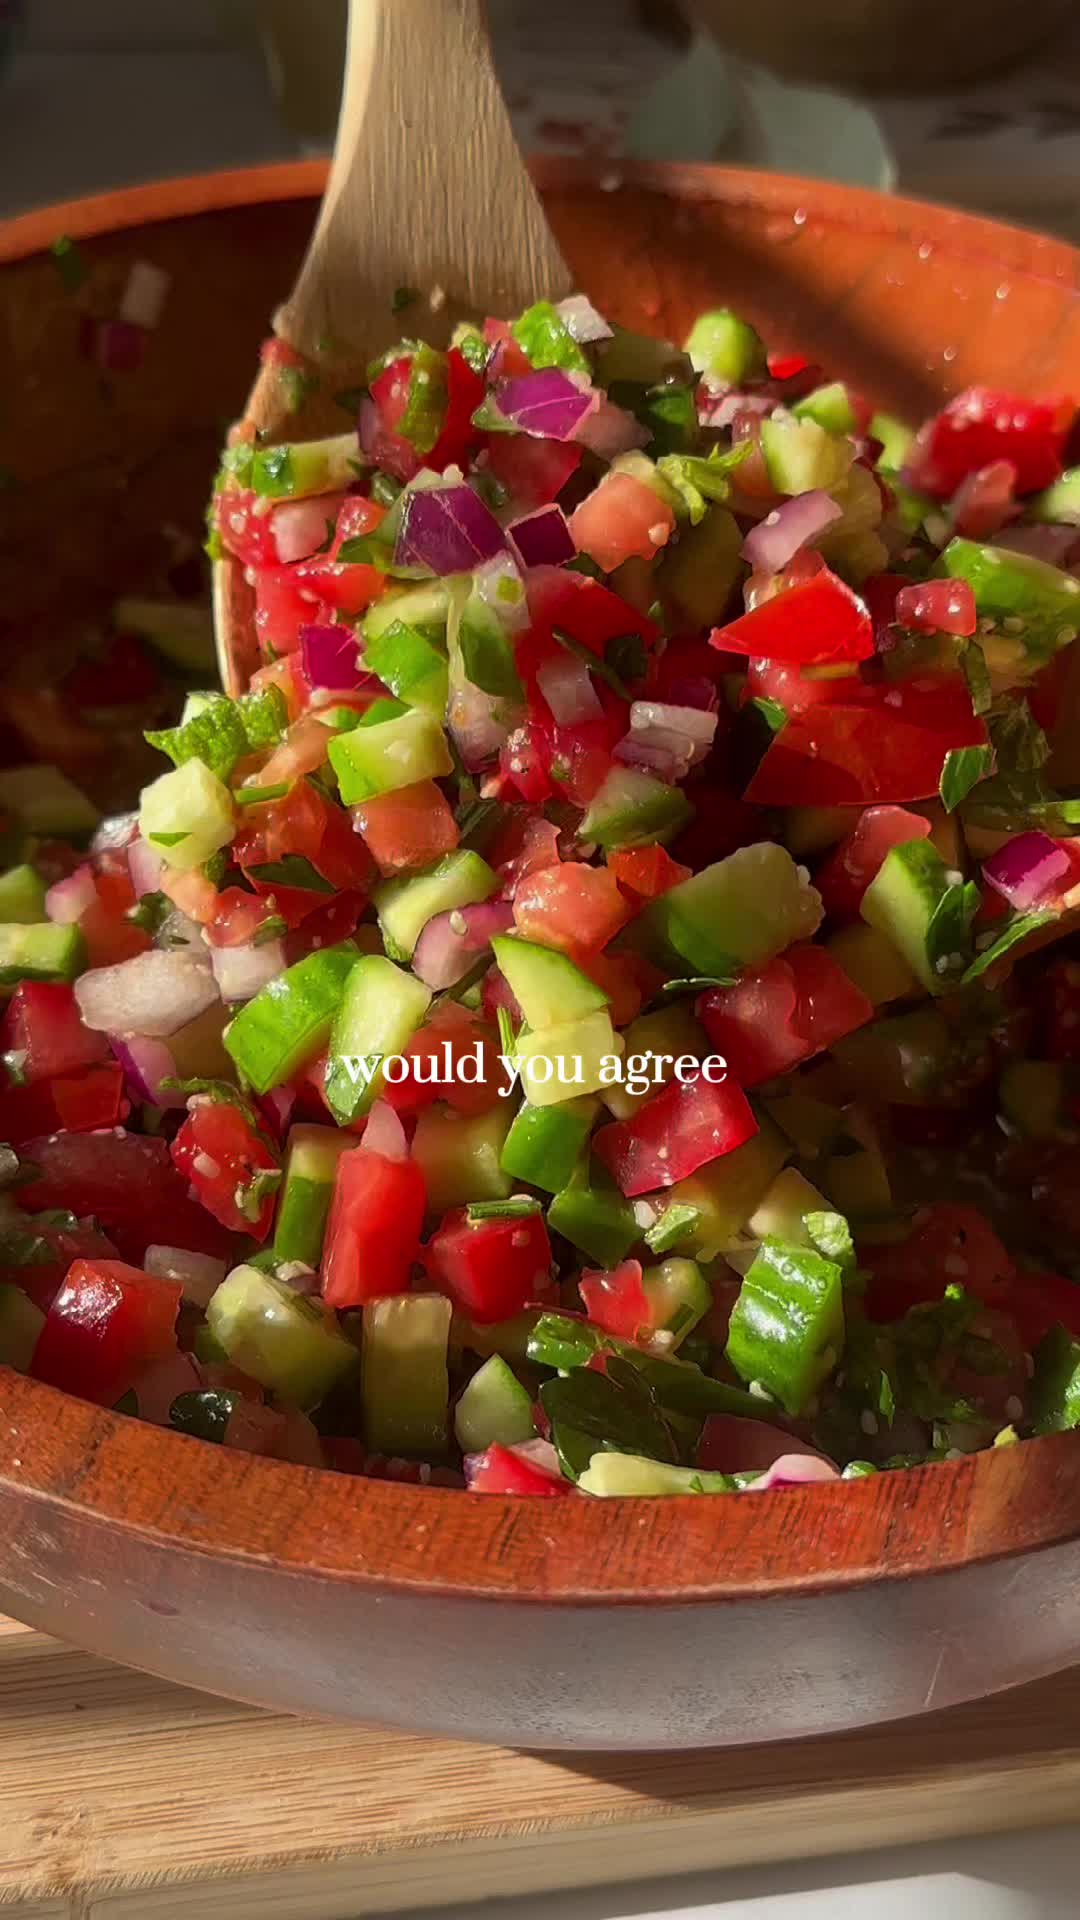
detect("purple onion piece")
[494,368,600,441]
[412,899,515,991]
[128,836,165,901]
[394,484,506,575]
[555,294,613,344]
[300,622,365,691]
[108,1034,187,1109]
[508,504,576,570]
[983,831,1076,911]
[362,1100,408,1161]
[741,490,844,574]
[742,1454,841,1491]
[45,865,97,926]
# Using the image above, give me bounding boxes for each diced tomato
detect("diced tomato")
[490,812,562,888]
[608,845,691,904]
[814,805,932,919]
[715,567,873,667]
[382,1005,503,1118]
[0,1063,127,1146]
[746,673,986,807]
[32,1257,181,1407]
[483,317,532,377]
[170,1098,280,1242]
[861,1204,1014,1324]
[353,779,459,874]
[234,779,373,902]
[2,982,107,1082]
[860,572,907,652]
[525,565,659,663]
[499,721,555,805]
[1,1214,118,1315]
[283,888,367,964]
[579,1260,652,1340]
[160,864,220,927]
[16,1130,234,1264]
[484,432,582,511]
[744,655,864,717]
[698,945,873,1089]
[570,471,676,573]
[253,563,323,657]
[292,495,387,618]
[78,872,153,968]
[905,388,1073,500]
[466,1442,570,1496]
[257,713,332,787]
[214,486,279,569]
[895,579,977,638]
[593,1070,757,1198]
[427,347,485,472]
[248,655,302,723]
[426,1208,553,1323]
[576,947,652,1028]
[320,1145,426,1308]
[205,888,280,949]
[513,861,629,957]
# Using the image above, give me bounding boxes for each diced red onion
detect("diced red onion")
[91,811,139,856]
[108,1034,188,1110]
[702,389,775,430]
[949,460,1019,540]
[395,484,506,574]
[78,949,218,1039]
[144,1244,227,1308]
[45,864,97,925]
[663,675,719,713]
[511,1438,561,1475]
[357,395,380,458]
[614,736,683,780]
[448,677,511,768]
[472,551,530,631]
[508,504,576,571]
[272,494,345,564]
[492,368,600,442]
[995,524,1079,568]
[742,1454,841,1491]
[128,836,165,900]
[223,1400,289,1457]
[256,1083,296,1142]
[273,1406,325,1467]
[741,490,843,574]
[210,939,286,1002]
[300,622,365,691]
[412,898,515,990]
[362,1099,408,1161]
[129,1349,204,1426]
[536,651,604,726]
[156,907,203,954]
[983,831,1078,911]
[574,396,649,459]
[555,294,613,344]
[620,700,717,778]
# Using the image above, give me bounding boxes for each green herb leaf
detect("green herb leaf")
[161,1076,261,1128]
[453,326,490,375]
[147,695,247,779]
[606,631,648,687]
[940,743,993,813]
[371,470,403,508]
[552,626,634,700]
[989,696,1051,774]
[235,782,291,808]
[127,890,169,935]
[147,830,189,849]
[466,1197,542,1223]
[512,300,591,375]
[169,1388,239,1445]
[252,913,288,947]
[751,696,788,735]
[649,974,736,1005]
[238,685,288,751]
[50,233,87,293]
[656,440,754,525]
[964,908,1057,982]
[236,1166,283,1223]
[246,856,334,894]
[399,344,449,456]
[540,1360,680,1481]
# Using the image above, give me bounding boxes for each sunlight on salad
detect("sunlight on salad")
[2,291,1080,1497]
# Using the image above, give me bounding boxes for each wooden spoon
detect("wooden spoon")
[215,0,573,694]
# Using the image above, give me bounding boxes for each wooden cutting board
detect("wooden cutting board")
[3,1614,1080,1920]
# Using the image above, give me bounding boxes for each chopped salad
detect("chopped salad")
[4,294,1080,1496]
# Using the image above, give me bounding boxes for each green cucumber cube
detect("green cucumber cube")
[760,415,852,496]
[224,940,359,1093]
[328,707,453,803]
[579,765,691,850]
[324,954,431,1122]
[273,1124,357,1268]
[0,922,85,987]
[362,620,449,715]
[453,1353,536,1452]
[363,580,451,642]
[499,1096,598,1193]
[138,757,236,872]
[361,1293,451,1455]
[684,309,766,385]
[0,865,46,925]
[726,1239,844,1416]
[547,1159,639,1267]
[792,382,858,435]
[860,838,974,994]
[412,1103,514,1216]
[516,1011,622,1107]
[246,433,361,499]
[206,1264,357,1408]
[375,851,497,960]
[640,1257,710,1348]
[640,843,822,977]
[491,935,609,1031]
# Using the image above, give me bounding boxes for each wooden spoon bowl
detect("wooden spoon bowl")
[2,163,1080,1748]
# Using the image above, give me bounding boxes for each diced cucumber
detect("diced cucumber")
[1030,1323,1080,1434]
[548,1158,639,1267]
[596,327,693,390]
[760,415,852,496]
[0,865,46,925]
[361,1293,451,1454]
[114,596,215,672]
[600,1003,704,1120]
[0,1283,45,1371]
[324,954,431,1122]
[827,922,920,1006]
[235,433,361,500]
[684,309,766,385]
[761,1089,844,1161]
[376,851,497,960]
[363,580,451,642]
[939,537,1080,662]
[782,806,854,856]
[516,1011,623,1107]
[861,839,976,994]
[869,411,914,473]
[579,764,691,850]
[748,1167,829,1246]
[328,707,453,804]
[138,757,235,872]
[456,594,523,701]
[361,620,449,715]
[999,1059,1067,1140]
[273,1124,356,1268]
[726,1239,845,1415]
[453,1353,535,1451]
[659,505,743,628]
[646,1115,788,1260]
[0,922,85,987]
[793,382,857,434]
[224,940,359,1093]
[639,843,822,978]
[0,766,99,838]
[492,934,609,1030]
[579,1454,733,1496]
[413,1103,514,1215]
[500,1096,598,1193]
[640,1257,710,1347]
[1027,467,1080,527]
[206,1264,357,1408]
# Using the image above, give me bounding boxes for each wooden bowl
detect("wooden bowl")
[3,162,1080,1750]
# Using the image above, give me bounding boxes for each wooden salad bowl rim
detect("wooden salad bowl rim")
[2,160,1080,1608]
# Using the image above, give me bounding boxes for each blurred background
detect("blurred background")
[3,0,1080,238]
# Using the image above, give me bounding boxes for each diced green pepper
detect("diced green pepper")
[547,1158,639,1268]
[500,1096,597,1193]
[726,1239,845,1416]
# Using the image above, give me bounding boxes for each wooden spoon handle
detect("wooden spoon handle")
[278,0,573,361]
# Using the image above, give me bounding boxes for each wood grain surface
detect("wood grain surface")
[2,1616,1080,1919]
